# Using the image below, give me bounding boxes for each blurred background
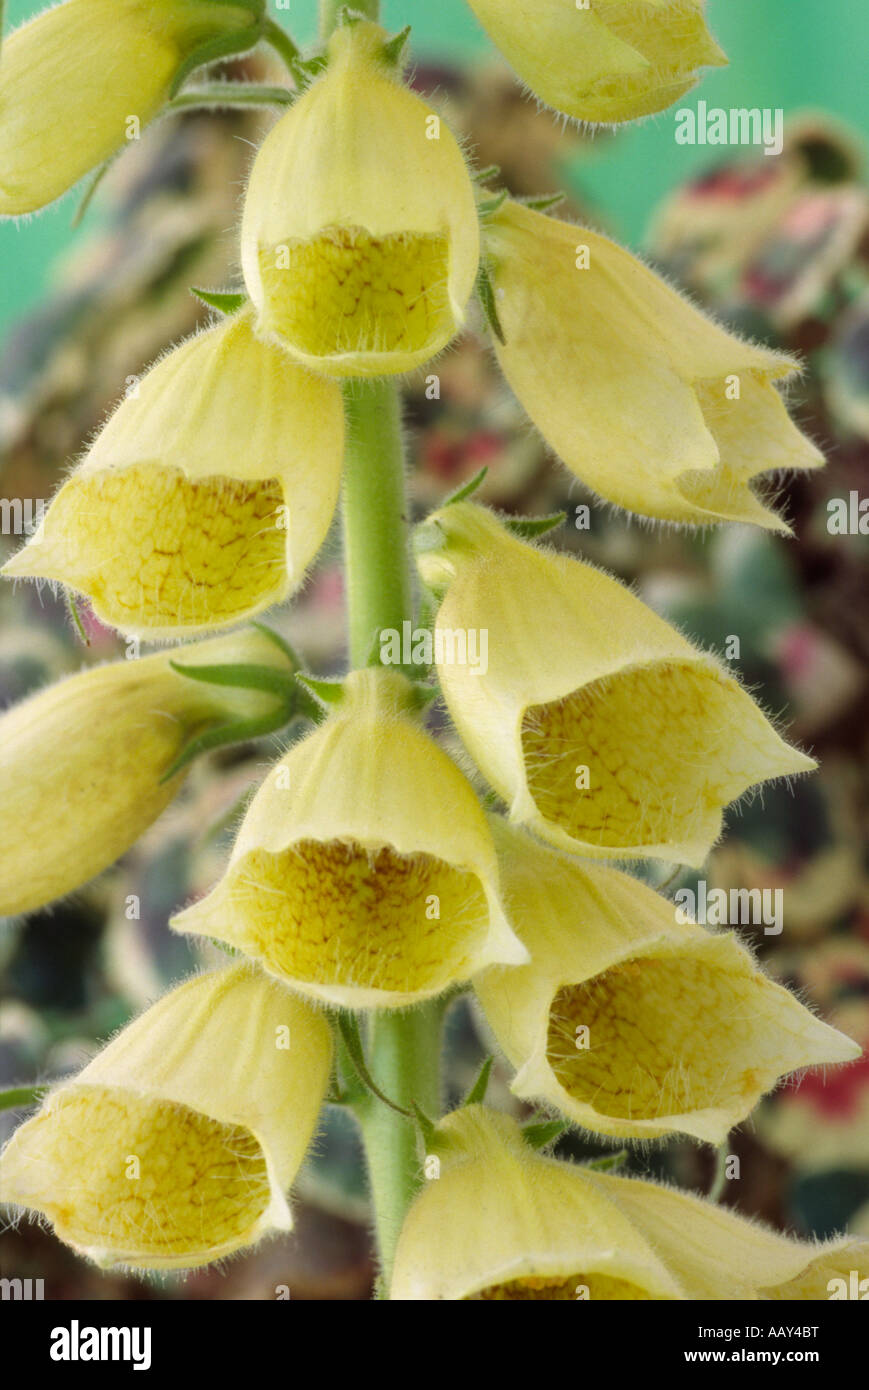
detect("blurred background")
[1,0,867,1298]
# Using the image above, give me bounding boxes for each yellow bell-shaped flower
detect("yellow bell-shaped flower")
[392,1106,682,1300]
[416,502,813,866]
[0,963,332,1270]
[485,201,823,530]
[240,19,480,377]
[476,821,860,1142]
[466,0,726,125]
[390,1106,869,1299]
[172,668,526,1008]
[2,310,344,638]
[0,627,296,917]
[0,0,263,215]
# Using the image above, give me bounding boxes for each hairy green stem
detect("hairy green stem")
[341,382,412,669]
[339,379,444,1291]
[357,1002,446,1294]
[261,16,301,71]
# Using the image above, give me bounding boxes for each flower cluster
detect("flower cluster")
[0,1,864,1298]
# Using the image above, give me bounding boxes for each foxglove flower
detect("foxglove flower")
[240,19,480,377]
[172,668,525,1008]
[465,0,726,126]
[416,503,813,866]
[0,964,332,1269]
[0,0,264,215]
[3,311,344,638]
[0,627,295,917]
[476,821,860,1142]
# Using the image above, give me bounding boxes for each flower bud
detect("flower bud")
[476,821,860,1142]
[415,503,814,866]
[240,19,480,377]
[390,1106,869,1299]
[485,201,822,529]
[172,668,526,1008]
[0,627,295,916]
[2,310,344,638]
[0,963,332,1269]
[0,0,264,215]
[466,0,726,125]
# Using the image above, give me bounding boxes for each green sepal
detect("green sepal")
[478,191,509,218]
[474,165,501,185]
[65,592,90,647]
[292,54,328,87]
[476,262,506,346]
[335,1013,411,1117]
[443,466,488,507]
[160,646,303,782]
[159,707,290,783]
[462,1055,494,1107]
[522,1118,570,1151]
[381,25,411,68]
[584,1149,629,1173]
[191,286,248,314]
[0,1084,46,1113]
[168,658,295,700]
[521,192,567,213]
[296,673,346,713]
[251,620,302,666]
[505,511,566,541]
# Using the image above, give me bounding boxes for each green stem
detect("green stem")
[320,0,380,42]
[338,378,444,1292]
[341,382,412,669]
[357,1002,446,1295]
[261,16,301,72]
[166,83,294,112]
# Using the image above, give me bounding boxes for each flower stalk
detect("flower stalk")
[337,375,444,1285]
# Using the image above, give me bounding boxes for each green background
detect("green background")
[1,0,867,334]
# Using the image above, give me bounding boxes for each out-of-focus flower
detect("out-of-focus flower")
[241,19,479,377]
[484,201,822,529]
[0,0,264,215]
[172,668,526,1008]
[465,0,726,125]
[0,627,296,917]
[476,821,860,1142]
[390,1106,869,1299]
[0,963,332,1269]
[416,503,814,866]
[3,311,344,638]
